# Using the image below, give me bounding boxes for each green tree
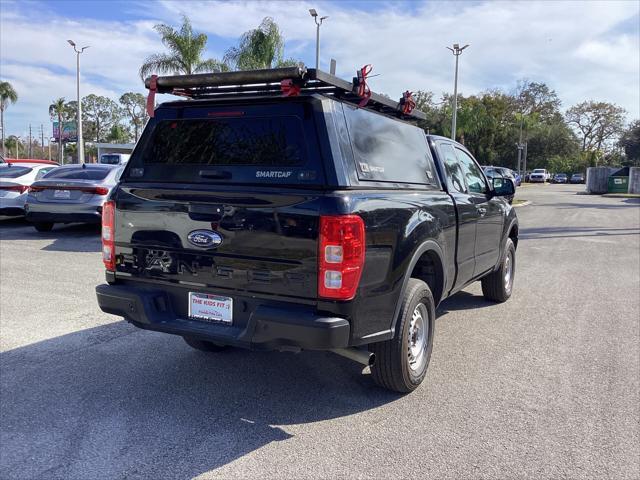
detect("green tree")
[106,124,131,143]
[618,119,640,166]
[119,92,147,141]
[139,15,226,80]
[565,101,626,153]
[82,94,122,143]
[224,17,300,70]
[0,81,18,157]
[515,80,562,122]
[4,135,23,159]
[49,97,70,162]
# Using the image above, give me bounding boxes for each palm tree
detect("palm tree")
[49,98,67,163]
[139,15,226,81]
[224,17,299,70]
[0,81,18,157]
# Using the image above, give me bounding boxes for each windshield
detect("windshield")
[100,155,122,165]
[533,169,546,173]
[0,166,32,178]
[43,168,111,181]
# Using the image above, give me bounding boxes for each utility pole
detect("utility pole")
[68,40,89,164]
[516,115,524,177]
[28,124,33,158]
[48,137,51,161]
[447,43,469,141]
[40,124,45,159]
[309,9,328,70]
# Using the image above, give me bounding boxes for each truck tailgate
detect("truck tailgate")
[113,186,320,300]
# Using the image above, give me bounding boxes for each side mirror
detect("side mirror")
[492,177,515,197]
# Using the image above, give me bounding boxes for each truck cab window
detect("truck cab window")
[455,148,488,194]
[437,143,466,193]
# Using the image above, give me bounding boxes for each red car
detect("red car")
[5,158,59,166]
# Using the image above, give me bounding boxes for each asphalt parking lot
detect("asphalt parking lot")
[1,184,639,479]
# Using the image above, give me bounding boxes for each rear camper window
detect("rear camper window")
[43,168,110,181]
[123,113,322,185]
[343,105,438,187]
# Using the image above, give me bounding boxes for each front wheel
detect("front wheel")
[369,278,435,393]
[481,238,516,302]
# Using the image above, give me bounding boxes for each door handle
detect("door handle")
[477,207,487,217]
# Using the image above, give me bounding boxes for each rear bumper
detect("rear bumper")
[26,211,101,224]
[0,207,25,216]
[0,194,27,215]
[25,203,102,224]
[96,283,350,351]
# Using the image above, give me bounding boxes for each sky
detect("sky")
[1,0,639,140]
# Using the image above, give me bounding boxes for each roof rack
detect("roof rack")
[144,67,426,121]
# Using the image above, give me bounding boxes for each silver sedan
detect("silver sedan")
[0,163,59,216]
[25,164,123,232]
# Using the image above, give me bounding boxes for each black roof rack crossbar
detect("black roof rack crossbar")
[144,67,426,121]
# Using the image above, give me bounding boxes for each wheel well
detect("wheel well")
[409,251,444,306]
[509,224,519,249]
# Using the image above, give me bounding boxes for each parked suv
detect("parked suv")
[96,68,518,393]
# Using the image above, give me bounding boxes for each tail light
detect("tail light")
[0,185,28,193]
[318,215,365,300]
[102,200,116,271]
[28,186,45,193]
[83,186,109,195]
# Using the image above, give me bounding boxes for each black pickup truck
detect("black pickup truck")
[96,68,517,393]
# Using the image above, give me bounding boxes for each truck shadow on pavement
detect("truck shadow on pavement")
[0,217,101,252]
[436,291,495,315]
[0,321,401,479]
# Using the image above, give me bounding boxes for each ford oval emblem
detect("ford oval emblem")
[187,230,223,248]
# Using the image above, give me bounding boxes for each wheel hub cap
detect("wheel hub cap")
[504,252,513,293]
[408,303,428,372]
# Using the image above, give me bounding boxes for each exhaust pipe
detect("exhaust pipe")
[331,348,375,367]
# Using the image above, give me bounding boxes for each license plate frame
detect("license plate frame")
[188,292,233,324]
[54,189,71,199]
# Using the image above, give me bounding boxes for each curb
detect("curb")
[601,193,640,199]
[512,200,531,208]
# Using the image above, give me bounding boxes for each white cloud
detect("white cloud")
[1,0,638,137]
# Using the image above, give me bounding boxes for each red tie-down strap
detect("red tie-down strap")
[146,75,158,117]
[281,79,301,97]
[355,64,373,107]
[400,90,416,115]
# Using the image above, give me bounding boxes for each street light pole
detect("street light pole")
[67,40,89,164]
[309,9,328,70]
[446,43,469,141]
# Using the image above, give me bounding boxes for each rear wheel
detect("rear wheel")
[33,222,54,232]
[369,278,435,393]
[182,336,228,352]
[481,238,516,302]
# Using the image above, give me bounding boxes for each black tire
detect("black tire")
[182,336,227,352]
[369,278,435,393]
[34,222,54,232]
[481,238,516,303]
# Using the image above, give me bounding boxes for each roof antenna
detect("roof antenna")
[82,163,87,169]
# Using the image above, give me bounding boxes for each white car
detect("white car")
[529,168,550,183]
[99,153,130,165]
[0,163,58,216]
